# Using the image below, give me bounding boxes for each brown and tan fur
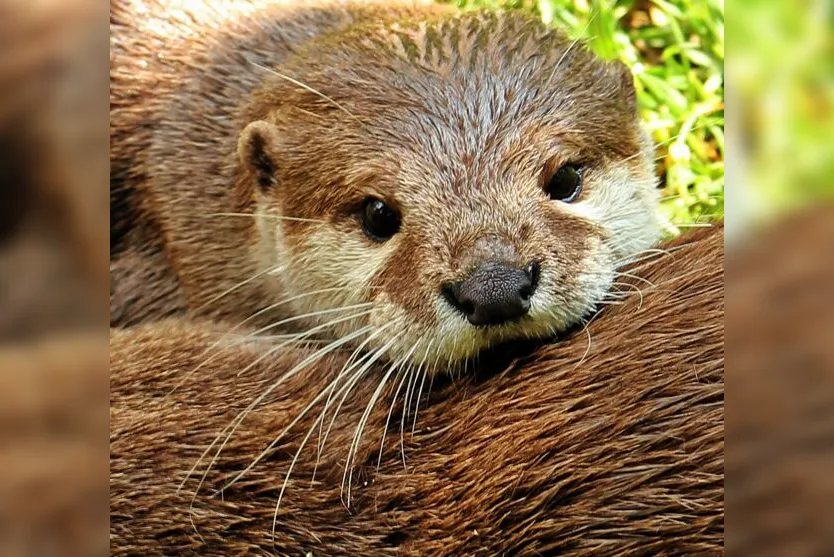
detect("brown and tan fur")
[110,224,723,556]
[110,0,663,365]
[109,2,719,553]
[110,0,451,326]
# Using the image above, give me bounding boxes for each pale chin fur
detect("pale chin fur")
[427,239,616,365]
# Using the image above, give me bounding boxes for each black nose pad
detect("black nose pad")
[442,261,539,326]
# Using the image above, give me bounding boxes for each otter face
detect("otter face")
[239,11,663,369]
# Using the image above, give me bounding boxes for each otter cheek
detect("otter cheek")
[284,228,387,328]
[574,235,616,314]
[527,207,602,321]
[579,166,662,260]
[372,234,438,327]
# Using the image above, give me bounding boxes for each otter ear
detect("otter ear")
[238,120,281,193]
[609,60,637,115]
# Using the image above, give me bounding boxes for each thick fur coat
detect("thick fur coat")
[111,225,724,556]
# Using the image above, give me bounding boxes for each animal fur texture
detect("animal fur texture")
[1,0,105,338]
[110,0,663,365]
[110,224,724,556]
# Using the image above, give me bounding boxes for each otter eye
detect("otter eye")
[546,164,583,202]
[361,197,400,241]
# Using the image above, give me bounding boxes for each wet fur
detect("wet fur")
[110,0,662,364]
[110,224,723,556]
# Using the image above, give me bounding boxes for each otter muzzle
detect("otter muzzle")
[442,261,538,326]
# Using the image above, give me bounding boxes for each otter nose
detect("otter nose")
[442,261,539,326]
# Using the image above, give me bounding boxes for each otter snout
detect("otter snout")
[442,261,539,326]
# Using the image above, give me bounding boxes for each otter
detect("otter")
[110,0,663,367]
[110,224,723,555]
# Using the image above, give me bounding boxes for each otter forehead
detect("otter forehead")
[355,15,640,157]
[263,11,643,213]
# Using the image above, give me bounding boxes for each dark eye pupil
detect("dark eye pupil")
[362,198,400,241]
[546,165,583,202]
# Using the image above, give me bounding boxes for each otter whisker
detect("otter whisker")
[248,301,374,338]
[268,328,403,545]
[272,330,407,514]
[398,364,417,470]
[611,281,645,309]
[614,247,675,268]
[374,336,431,469]
[313,325,394,461]
[243,286,380,329]
[250,61,363,124]
[400,363,417,430]
[546,9,598,85]
[410,367,429,436]
[376,358,412,471]
[308,320,406,480]
[412,338,443,436]
[235,307,377,380]
[409,337,436,436]
[309,349,379,485]
[547,37,580,85]
[226,322,400,497]
[167,287,376,398]
[574,308,603,371]
[181,318,375,499]
[241,335,337,344]
[206,211,327,224]
[314,324,407,476]
[185,322,376,535]
[613,245,694,277]
[342,336,419,508]
[193,262,284,314]
[614,270,657,289]
[400,337,431,463]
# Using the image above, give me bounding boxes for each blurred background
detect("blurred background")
[722,0,834,554]
[1,0,832,554]
[0,0,108,555]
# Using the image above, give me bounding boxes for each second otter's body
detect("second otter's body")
[110,225,723,556]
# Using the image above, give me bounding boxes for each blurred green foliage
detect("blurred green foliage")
[730,0,834,221]
[442,0,725,232]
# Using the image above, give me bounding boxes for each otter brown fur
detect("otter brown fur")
[110,0,662,365]
[110,224,723,556]
[110,0,453,326]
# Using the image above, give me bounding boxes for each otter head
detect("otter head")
[237,10,663,370]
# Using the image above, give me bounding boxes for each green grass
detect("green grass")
[730,0,834,221]
[442,0,725,233]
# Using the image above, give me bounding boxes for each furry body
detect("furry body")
[110,225,724,556]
